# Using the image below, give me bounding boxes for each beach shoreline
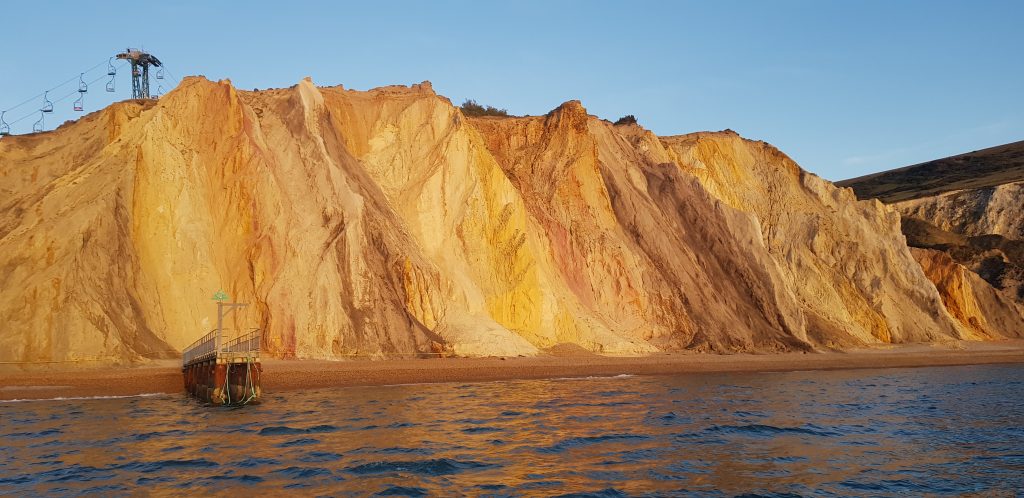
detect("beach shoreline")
[3,340,1024,401]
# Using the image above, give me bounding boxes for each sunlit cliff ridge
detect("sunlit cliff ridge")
[2,77,1020,364]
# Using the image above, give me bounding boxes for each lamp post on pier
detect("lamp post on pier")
[213,290,247,353]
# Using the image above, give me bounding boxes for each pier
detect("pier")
[182,301,263,405]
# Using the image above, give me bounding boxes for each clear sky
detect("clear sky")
[1,1,1021,180]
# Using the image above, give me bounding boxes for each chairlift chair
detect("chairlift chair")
[41,91,53,113]
[78,73,88,93]
[106,75,116,93]
[156,68,164,80]
[107,57,117,76]
[0,112,10,136]
[33,111,44,133]
[74,94,84,112]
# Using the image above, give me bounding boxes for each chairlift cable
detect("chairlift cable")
[1,58,113,113]
[6,63,128,128]
[51,69,121,106]
[160,65,182,85]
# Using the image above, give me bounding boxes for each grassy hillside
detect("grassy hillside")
[838,140,1024,202]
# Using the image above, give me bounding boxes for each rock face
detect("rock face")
[0,77,1006,364]
[653,131,960,346]
[900,217,1024,305]
[910,248,1024,340]
[895,182,1024,241]
[839,140,1024,307]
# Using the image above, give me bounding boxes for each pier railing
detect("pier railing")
[182,328,261,366]
[183,329,219,366]
[223,329,261,356]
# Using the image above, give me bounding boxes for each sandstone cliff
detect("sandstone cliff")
[910,248,1024,339]
[895,182,1024,241]
[900,217,1024,305]
[839,140,1024,307]
[0,77,1003,364]
[655,131,961,346]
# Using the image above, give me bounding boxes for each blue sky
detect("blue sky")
[1,1,1021,180]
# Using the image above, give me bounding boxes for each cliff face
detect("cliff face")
[911,248,1024,340]
[894,186,1024,306]
[656,132,961,346]
[895,182,1024,241]
[900,217,1024,305]
[839,140,1024,308]
[471,106,809,353]
[0,77,1004,364]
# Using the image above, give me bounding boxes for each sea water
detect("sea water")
[2,364,1023,496]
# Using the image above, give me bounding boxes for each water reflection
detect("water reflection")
[2,365,1023,495]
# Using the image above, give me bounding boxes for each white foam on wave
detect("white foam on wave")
[552,374,636,381]
[0,392,169,403]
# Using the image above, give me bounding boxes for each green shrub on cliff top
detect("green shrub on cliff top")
[460,99,510,117]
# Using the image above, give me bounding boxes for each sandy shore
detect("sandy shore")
[3,340,1024,401]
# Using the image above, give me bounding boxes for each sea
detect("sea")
[2,364,1023,496]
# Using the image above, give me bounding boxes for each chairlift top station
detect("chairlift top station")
[116,48,164,100]
[0,48,168,137]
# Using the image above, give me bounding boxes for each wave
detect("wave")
[704,424,840,437]
[257,424,340,436]
[551,374,637,381]
[119,458,218,473]
[377,485,429,496]
[551,488,628,498]
[348,458,492,476]
[538,433,649,454]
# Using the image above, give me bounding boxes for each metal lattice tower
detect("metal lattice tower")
[116,48,162,99]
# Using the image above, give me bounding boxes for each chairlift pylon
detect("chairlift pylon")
[0,111,10,136]
[74,93,85,112]
[41,91,53,113]
[78,73,88,93]
[107,57,117,76]
[33,111,44,133]
[106,74,116,93]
